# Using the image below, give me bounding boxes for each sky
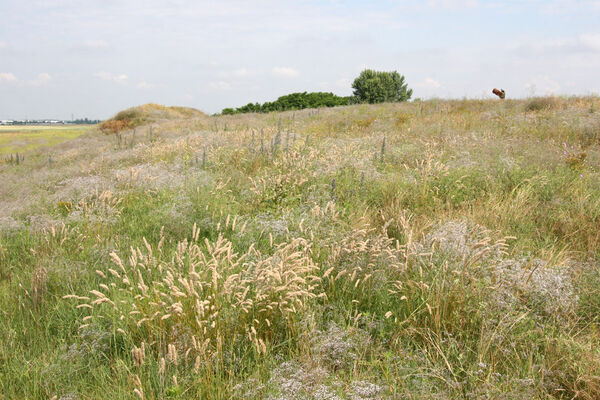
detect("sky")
[1,0,600,119]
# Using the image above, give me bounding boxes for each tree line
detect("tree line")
[221,69,412,115]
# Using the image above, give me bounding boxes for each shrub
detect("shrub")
[352,69,412,104]
[221,92,351,115]
[221,108,236,115]
[98,119,133,134]
[525,97,559,112]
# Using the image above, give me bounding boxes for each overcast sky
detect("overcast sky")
[1,0,599,119]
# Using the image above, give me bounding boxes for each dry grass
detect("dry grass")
[1,96,600,399]
[99,103,208,133]
[525,96,561,112]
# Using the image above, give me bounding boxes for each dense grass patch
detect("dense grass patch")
[1,96,600,399]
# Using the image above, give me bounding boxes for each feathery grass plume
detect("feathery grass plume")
[31,266,48,309]
[131,342,145,367]
[133,374,144,399]
[65,226,320,376]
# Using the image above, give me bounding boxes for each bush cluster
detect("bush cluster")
[221,91,353,115]
[222,69,413,114]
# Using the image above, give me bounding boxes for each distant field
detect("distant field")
[0,125,93,155]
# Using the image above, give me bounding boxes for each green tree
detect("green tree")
[351,69,412,104]
[221,108,236,115]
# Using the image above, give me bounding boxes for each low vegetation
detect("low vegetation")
[525,96,561,112]
[222,69,411,115]
[222,92,353,115]
[0,125,92,155]
[99,103,207,134]
[1,96,600,399]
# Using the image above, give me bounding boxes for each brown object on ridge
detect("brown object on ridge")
[492,88,506,99]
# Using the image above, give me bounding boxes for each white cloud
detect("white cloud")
[0,42,6,48]
[426,0,478,9]
[335,77,351,88]
[93,71,128,84]
[579,33,600,51]
[136,81,156,90]
[209,81,232,90]
[513,32,600,56]
[71,40,113,55]
[80,40,110,50]
[232,68,251,77]
[0,72,53,86]
[28,73,52,87]
[0,73,18,83]
[525,76,561,95]
[414,77,441,89]
[423,77,441,88]
[217,68,255,78]
[272,66,299,78]
[541,0,600,14]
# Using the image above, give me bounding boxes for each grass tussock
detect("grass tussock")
[1,96,600,399]
[525,96,561,112]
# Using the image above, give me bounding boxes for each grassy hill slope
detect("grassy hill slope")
[99,103,208,133]
[1,97,600,399]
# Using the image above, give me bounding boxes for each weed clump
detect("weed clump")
[525,97,560,112]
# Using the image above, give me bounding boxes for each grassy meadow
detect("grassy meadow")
[0,125,93,155]
[1,97,600,399]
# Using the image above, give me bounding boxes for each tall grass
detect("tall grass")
[1,96,600,398]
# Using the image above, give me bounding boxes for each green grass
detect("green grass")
[1,97,600,399]
[0,125,92,155]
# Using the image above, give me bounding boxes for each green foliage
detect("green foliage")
[351,69,413,104]
[221,69,413,115]
[221,107,236,115]
[4,97,600,399]
[221,92,352,115]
